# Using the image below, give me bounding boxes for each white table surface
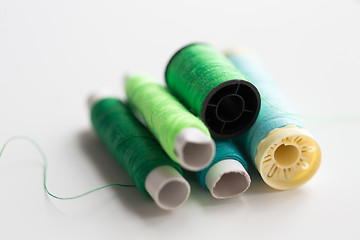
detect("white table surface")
[1,0,359,239]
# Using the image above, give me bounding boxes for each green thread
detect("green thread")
[125,74,210,164]
[165,43,261,139]
[0,136,135,201]
[90,97,183,196]
[165,43,249,116]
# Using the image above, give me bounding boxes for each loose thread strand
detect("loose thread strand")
[0,136,135,201]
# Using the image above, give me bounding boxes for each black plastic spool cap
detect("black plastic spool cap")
[201,80,261,139]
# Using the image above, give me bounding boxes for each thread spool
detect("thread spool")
[125,74,215,171]
[165,43,261,139]
[227,51,321,190]
[196,140,251,199]
[88,92,190,210]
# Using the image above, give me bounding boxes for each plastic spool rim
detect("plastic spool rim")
[165,43,261,139]
[201,80,261,139]
[255,126,321,190]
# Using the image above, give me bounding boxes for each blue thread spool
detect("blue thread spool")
[196,140,251,198]
[227,51,321,190]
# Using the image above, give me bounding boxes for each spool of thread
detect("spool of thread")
[227,50,321,190]
[125,74,215,171]
[196,140,251,199]
[165,43,261,139]
[88,91,190,210]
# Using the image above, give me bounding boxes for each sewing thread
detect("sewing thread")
[90,98,183,196]
[228,52,321,190]
[165,43,261,139]
[0,136,135,200]
[125,74,214,171]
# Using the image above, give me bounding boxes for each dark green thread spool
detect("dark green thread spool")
[89,94,190,210]
[165,43,261,139]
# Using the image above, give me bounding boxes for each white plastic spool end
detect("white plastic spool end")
[145,166,190,210]
[174,127,215,171]
[223,47,256,57]
[205,159,251,199]
[87,89,122,110]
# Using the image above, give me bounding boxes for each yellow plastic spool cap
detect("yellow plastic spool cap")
[255,126,321,190]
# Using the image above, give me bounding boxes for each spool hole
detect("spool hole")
[158,180,190,209]
[216,94,244,122]
[213,172,250,198]
[274,144,300,167]
[182,141,213,170]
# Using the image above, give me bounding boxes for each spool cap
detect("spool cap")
[202,80,261,139]
[256,126,321,190]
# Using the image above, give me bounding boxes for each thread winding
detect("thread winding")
[125,74,213,170]
[90,98,183,196]
[228,52,321,190]
[165,43,261,139]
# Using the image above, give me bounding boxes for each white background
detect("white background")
[1,0,359,239]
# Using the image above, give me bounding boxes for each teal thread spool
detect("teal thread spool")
[227,51,321,190]
[196,140,251,199]
[88,92,191,210]
[165,43,261,139]
[125,74,215,171]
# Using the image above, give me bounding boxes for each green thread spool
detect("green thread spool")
[165,43,261,139]
[125,74,215,171]
[88,92,191,210]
